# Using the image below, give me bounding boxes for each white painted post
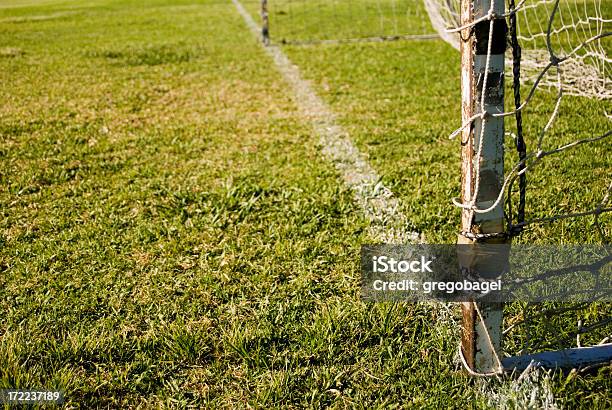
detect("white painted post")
[459,0,507,374]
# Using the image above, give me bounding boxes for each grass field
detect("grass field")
[1,0,611,408]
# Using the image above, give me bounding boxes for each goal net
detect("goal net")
[450,0,611,374]
[261,0,437,44]
[264,0,609,99]
[427,0,611,99]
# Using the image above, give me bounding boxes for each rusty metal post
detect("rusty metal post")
[261,0,270,45]
[459,0,507,374]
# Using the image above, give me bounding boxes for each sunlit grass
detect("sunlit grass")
[0,0,610,408]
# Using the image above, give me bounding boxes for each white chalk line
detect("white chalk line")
[231,0,419,245]
[230,1,558,408]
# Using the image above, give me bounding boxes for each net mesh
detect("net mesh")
[265,0,436,44]
[270,0,610,100]
[427,0,611,98]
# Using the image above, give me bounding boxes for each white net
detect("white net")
[263,0,436,44]
[426,0,611,99]
[267,0,610,99]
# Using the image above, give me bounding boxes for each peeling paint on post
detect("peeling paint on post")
[261,0,270,45]
[459,0,507,374]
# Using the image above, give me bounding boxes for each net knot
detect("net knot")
[549,54,561,66]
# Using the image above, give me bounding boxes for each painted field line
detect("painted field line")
[231,0,419,244]
[230,1,558,408]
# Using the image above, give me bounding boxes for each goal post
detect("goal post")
[456,0,612,375]
[458,0,507,375]
[261,0,270,45]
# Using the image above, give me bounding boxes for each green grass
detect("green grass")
[0,0,479,407]
[0,0,610,408]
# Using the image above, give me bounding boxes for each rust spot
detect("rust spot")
[462,302,476,371]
